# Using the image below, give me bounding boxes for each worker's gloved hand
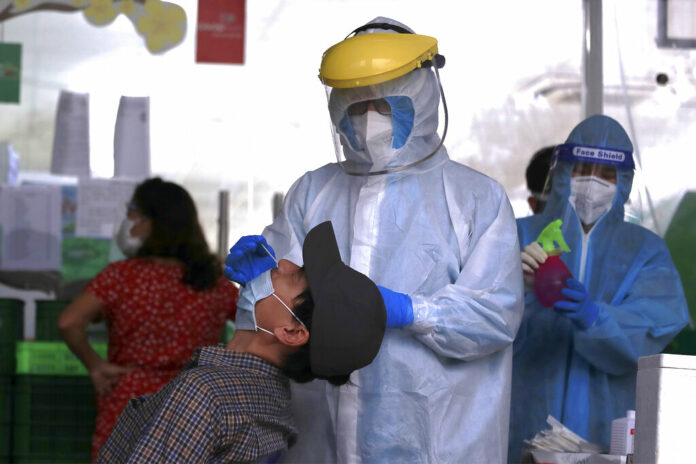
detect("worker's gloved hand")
[521,242,547,273]
[554,278,600,329]
[377,285,414,328]
[224,235,277,286]
[521,241,548,288]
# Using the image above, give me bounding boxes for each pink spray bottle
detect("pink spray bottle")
[533,219,574,308]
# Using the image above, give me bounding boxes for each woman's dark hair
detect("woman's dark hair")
[282,288,350,386]
[132,177,221,291]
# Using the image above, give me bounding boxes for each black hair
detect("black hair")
[525,146,555,194]
[281,288,351,386]
[131,177,222,291]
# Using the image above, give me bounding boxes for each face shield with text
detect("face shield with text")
[542,143,635,225]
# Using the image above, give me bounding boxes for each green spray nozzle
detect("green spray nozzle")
[536,219,571,253]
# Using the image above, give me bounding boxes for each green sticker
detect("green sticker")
[0,43,21,104]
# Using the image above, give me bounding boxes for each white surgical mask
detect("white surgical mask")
[235,269,275,330]
[351,111,396,170]
[569,176,617,226]
[235,270,307,336]
[255,293,308,337]
[115,217,144,257]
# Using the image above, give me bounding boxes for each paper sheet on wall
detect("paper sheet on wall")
[0,185,62,270]
[59,185,110,283]
[76,178,138,238]
[0,142,19,185]
[114,96,151,179]
[51,90,91,177]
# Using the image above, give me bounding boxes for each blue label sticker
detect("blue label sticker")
[554,143,634,169]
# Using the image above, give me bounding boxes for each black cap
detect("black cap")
[302,221,386,377]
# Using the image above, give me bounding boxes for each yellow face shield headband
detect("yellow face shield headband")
[318,33,444,89]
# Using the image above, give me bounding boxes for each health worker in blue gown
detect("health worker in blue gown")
[509,114,689,461]
[226,17,524,464]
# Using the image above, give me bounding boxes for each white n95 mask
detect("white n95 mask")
[115,218,143,257]
[569,176,617,226]
[351,111,395,171]
[235,269,275,330]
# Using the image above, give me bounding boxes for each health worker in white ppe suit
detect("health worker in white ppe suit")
[227,17,524,463]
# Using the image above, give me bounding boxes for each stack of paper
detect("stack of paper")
[76,177,139,239]
[525,415,604,454]
[0,184,62,270]
[0,142,19,185]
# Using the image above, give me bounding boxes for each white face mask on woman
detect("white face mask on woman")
[114,217,144,257]
[569,176,617,226]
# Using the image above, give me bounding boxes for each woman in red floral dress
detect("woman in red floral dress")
[58,178,238,461]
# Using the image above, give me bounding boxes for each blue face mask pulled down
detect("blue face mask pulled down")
[235,269,274,330]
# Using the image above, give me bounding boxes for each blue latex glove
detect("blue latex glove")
[554,278,600,329]
[224,235,277,286]
[377,285,414,328]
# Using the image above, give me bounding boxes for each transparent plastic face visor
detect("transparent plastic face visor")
[541,158,619,197]
[323,66,449,176]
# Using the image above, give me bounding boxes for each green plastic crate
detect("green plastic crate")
[14,457,88,464]
[14,376,96,424]
[0,375,11,424]
[16,342,107,377]
[0,423,11,463]
[14,422,93,462]
[1,342,17,376]
[0,298,24,375]
[34,299,108,343]
[0,376,12,463]
[14,375,95,463]
[35,300,71,341]
[0,298,23,340]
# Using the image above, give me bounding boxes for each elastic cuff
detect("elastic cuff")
[408,294,436,334]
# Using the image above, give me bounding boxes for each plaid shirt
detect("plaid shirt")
[96,345,297,463]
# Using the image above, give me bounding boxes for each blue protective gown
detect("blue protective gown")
[256,19,524,464]
[508,119,689,461]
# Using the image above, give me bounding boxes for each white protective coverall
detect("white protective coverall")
[267,18,524,464]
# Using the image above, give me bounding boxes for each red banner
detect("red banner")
[196,0,246,64]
